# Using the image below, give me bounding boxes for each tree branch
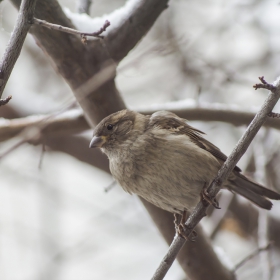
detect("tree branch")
[2,102,280,143]
[65,0,170,62]
[103,0,169,62]
[0,0,37,98]
[0,109,88,142]
[151,77,280,280]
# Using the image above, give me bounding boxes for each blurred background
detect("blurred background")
[1,0,280,279]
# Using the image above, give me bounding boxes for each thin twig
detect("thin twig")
[253,76,276,91]
[151,77,280,280]
[268,112,280,118]
[0,95,12,106]
[0,0,37,98]
[233,243,272,272]
[32,18,110,41]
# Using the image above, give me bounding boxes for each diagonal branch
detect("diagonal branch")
[0,0,37,99]
[105,0,169,62]
[151,77,280,280]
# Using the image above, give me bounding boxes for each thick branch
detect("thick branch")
[0,0,37,98]
[105,0,169,62]
[151,79,280,280]
[0,109,88,142]
[2,102,280,143]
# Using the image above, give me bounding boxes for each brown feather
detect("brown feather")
[149,111,241,172]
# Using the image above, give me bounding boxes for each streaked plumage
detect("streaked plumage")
[90,109,280,214]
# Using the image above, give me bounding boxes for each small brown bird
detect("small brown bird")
[89,109,280,235]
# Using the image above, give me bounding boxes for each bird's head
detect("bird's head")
[89,109,145,153]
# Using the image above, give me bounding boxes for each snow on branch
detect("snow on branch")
[64,0,169,61]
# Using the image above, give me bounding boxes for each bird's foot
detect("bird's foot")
[200,182,221,209]
[174,211,197,241]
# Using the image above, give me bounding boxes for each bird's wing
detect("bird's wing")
[148,111,241,172]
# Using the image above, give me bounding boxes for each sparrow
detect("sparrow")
[89,109,280,236]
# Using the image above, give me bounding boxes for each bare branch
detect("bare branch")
[0,95,12,107]
[253,76,276,91]
[0,0,37,98]
[151,77,280,280]
[2,102,280,143]
[0,109,87,142]
[268,112,280,119]
[77,0,92,15]
[33,18,110,41]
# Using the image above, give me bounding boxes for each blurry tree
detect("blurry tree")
[1,0,280,279]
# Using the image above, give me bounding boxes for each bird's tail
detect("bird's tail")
[227,174,280,210]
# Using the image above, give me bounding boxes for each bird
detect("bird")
[89,109,280,238]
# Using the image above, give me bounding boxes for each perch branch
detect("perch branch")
[105,0,169,62]
[151,78,280,280]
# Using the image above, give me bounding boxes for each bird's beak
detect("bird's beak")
[89,136,107,148]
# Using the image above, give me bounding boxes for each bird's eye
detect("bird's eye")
[106,124,114,130]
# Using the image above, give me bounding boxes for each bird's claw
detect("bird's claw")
[174,211,197,241]
[200,182,221,209]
